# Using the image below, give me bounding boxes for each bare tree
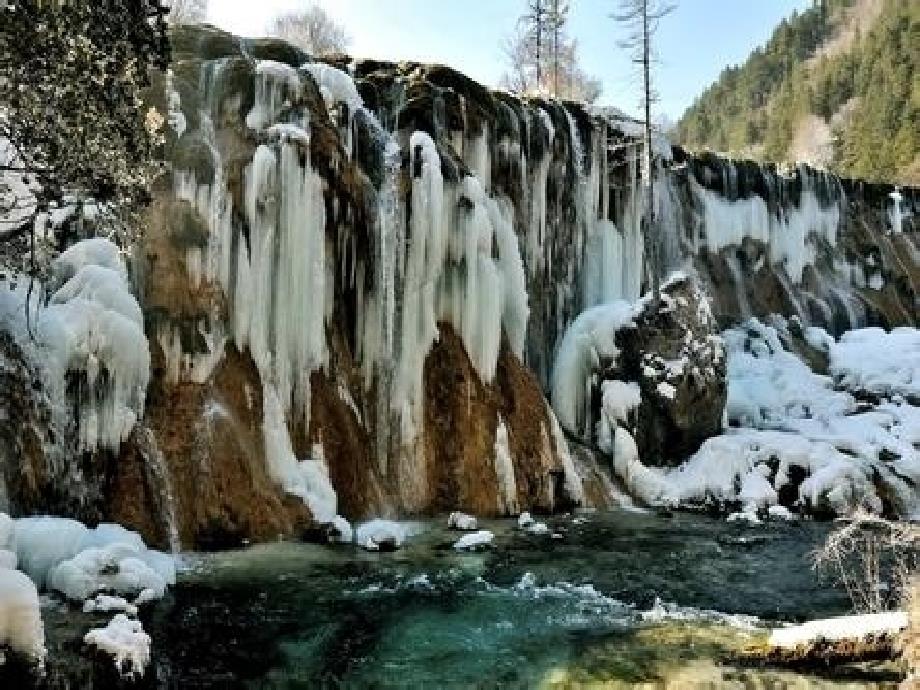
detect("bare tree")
[613,0,675,297]
[168,0,207,25]
[269,4,350,56]
[547,0,569,96]
[812,513,920,614]
[500,3,602,104]
[520,0,549,90]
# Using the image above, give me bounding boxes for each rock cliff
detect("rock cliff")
[1,25,917,546]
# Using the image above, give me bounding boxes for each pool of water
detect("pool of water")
[49,510,903,688]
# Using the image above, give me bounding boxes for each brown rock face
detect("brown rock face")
[120,343,310,550]
[420,324,564,517]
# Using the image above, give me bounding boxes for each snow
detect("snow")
[0,569,45,662]
[551,301,636,437]
[452,530,494,551]
[448,512,478,531]
[724,319,852,428]
[769,611,908,649]
[655,381,676,400]
[49,545,170,602]
[830,327,920,399]
[517,512,550,535]
[600,381,642,426]
[84,614,151,679]
[767,504,796,521]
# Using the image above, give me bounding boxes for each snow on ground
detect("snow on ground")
[84,614,151,679]
[769,611,908,648]
[830,327,920,399]
[611,318,920,518]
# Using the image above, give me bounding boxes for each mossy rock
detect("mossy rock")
[170,24,242,62]
[169,201,210,249]
[173,137,216,185]
[243,37,309,67]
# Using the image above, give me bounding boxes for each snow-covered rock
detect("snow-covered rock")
[448,512,478,531]
[601,318,920,518]
[355,520,414,551]
[84,614,151,679]
[517,512,549,535]
[452,530,494,551]
[83,594,138,617]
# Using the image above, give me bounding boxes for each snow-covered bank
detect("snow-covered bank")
[0,513,174,676]
[597,315,920,518]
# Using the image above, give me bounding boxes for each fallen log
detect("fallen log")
[736,612,908,670]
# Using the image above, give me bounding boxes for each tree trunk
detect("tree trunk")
[642,0,658,300]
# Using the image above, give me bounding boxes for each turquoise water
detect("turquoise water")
[124,512,898,687]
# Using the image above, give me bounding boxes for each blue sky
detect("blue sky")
[208,0,810,122]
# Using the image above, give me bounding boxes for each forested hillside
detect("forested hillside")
[676,0,919,185]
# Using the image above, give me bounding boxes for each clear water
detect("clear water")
[82,511,900,687]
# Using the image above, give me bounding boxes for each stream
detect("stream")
[43,510,902,688]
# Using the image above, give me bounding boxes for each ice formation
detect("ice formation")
[84,614,151,679]
[0,238,149,454]
[691,168,842,283]
[551,301,636,437]
[262,384,338,524]
[173,57,541,512]
[493,417,520,515]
